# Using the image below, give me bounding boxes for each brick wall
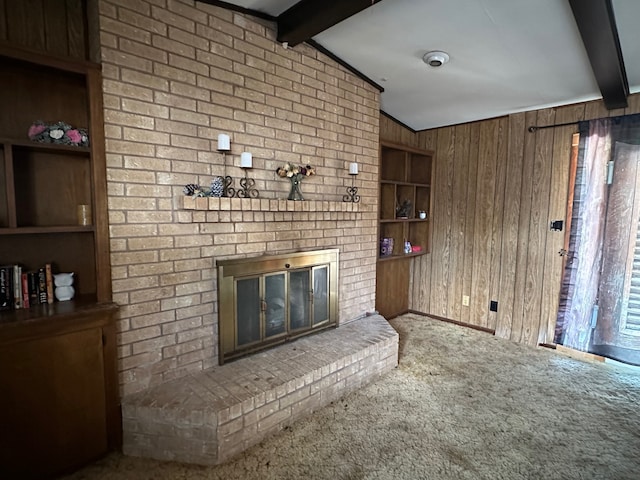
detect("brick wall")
[98,0,381,395]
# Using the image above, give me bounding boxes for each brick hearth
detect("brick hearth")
[122,314,398,465]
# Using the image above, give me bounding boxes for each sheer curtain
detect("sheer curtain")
[555,114,640,364]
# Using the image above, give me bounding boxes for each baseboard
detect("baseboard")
[551,344,606,363]
[407,310,496,335]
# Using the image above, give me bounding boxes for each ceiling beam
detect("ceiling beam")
[569,0,629,109]
[277,0,382,47]
[196,0,276,21]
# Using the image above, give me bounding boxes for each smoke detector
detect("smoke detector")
[423,51,450,67]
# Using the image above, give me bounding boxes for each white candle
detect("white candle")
[349,162,358,175]
[240,152,253,168]
[217,133,230,151]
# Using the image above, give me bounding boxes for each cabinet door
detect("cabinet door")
[0,328,107,479]
[375,258,411,318]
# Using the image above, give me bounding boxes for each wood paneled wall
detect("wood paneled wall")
[381,93,640,346]
[0,0,89,60]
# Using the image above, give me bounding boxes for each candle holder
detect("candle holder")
[221,153,236,197]
[217,133,235,197]
[343,162,360,203]
[236,152,259,198]
[223,174,236,197]
[237,170,259,198]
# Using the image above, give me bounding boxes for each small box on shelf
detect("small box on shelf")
[380,237,395,256]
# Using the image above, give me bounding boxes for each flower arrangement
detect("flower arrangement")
[276,163,316,201]
[28,121,89,147]
[276,163,316,179]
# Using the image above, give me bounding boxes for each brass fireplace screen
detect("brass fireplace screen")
[217,249,339,363]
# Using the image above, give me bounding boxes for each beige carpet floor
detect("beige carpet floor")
[63,314,640,480]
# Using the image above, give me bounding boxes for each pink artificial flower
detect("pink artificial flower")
[66,129,82,143]
[28,124,46,138]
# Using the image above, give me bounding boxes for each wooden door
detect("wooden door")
[594,142,640,355]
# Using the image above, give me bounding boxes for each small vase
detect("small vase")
[288,176,304,201]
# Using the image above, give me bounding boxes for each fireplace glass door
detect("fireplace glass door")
[265,273,286,338]
[234,266,330,350]
[218,249,339,363]
[289,270,310,330]
[236,277,260,346]
[313,265,329,325]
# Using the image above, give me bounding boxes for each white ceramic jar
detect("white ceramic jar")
[53,272,75,301]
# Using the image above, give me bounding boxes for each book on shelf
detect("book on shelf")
[45,263,54,305]
[0,265,12,311]
[13,265,22,309]
[27,271,39,307]
[0,263,56,311]
[37,268,48,304]
[21,272,30,309]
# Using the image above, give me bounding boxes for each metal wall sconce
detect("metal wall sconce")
[237,152,259,198]
[217,133,234,197]
[216,134,259,198]
[343,162,360,203]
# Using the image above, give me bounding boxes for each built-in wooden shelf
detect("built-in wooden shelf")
[375,140,435,319]
[0,45,117,478]
[377,252,426,262]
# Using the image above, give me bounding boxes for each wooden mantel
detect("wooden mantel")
[180,196,370,213]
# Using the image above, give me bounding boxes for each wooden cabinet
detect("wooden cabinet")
[376,141,434,318]
[0,304,119,479]
[375,257,412,318]
[0,46,118,477]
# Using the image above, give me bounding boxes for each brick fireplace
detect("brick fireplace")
[116,187,402,462]
[100,0,394,463]
[121,192,399,463]
[100,0,382,398]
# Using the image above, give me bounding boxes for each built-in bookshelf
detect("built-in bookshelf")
[375,141,434,318]
[378,141,434,260]
[0,45,119,478]
[0,50,107,305]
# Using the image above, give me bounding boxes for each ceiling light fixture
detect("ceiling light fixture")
[423,51,450,67]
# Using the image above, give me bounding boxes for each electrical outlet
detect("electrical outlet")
[462,295,470,306]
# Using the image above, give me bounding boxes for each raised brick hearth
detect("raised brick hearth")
[122,314,398,465]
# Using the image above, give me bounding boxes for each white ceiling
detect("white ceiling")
[220,0,640,131]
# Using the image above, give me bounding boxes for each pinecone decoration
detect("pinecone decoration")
[183,183,200,196]
[210,176,224,197]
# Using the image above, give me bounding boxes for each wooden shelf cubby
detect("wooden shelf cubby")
[376,141,435,318]
[377,141,434,259]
